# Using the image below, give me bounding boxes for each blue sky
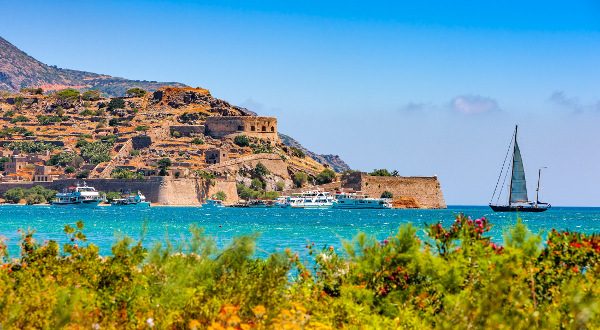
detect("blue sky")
[2,0,600,205]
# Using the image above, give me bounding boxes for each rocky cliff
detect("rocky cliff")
[279,133,350,172]
[0,36,186,96]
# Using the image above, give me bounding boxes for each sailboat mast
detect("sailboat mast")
[535,168,541,205]
[508,125,517,205]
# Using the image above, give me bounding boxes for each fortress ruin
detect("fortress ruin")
[205,116,278,141]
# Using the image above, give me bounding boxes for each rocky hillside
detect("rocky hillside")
[0,36,186,96]
[279,133,350,172]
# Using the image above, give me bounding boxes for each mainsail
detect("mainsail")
[509,139,528,203]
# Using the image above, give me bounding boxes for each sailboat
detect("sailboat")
[489,126,551,212]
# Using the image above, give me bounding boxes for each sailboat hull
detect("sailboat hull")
[489,205,549,213]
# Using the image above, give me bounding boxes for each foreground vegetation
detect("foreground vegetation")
[0,216,598,329]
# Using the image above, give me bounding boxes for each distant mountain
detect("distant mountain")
[0,36,186,96]
[279,133,351,172]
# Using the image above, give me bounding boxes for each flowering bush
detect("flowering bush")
[0,215,599,328]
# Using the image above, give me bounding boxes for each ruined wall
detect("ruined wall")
[343,172,446,209]
[205,116,278,141]
[205,178,239,205]
[169,125,205,137]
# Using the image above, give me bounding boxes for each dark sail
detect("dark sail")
[509,140,528,204]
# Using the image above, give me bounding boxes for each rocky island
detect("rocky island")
[0,36,444,208]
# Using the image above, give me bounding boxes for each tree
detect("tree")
[107,98,125,111]
[250,178,265,191]
[381,191,394,199]
[82,90,101,101]
[0,156,9,171]
[126,88,147,98]
[316,169,336,185]
[48,152,76,167]
[158,158,172,176]
[76,170,90,179]
[275,181,285,191]
[213,191,227,201]
[104,191,122,202]
[65,166,75,174]
[254,162,269,179]
[370,169,392,177]
[293,172,308,188]
[55,89,80,102]
[79,141,112,164]
[234,135,250,147]
[4,188,25,203]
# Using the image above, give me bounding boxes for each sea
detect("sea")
[0,205,598,257]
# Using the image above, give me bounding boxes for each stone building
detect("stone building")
[33,165,60,182]
[4,155,28,174]
[205,116,278,141]
[205,148,227,165]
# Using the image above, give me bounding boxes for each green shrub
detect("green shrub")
[7,141,56,153]
[250,178,265,191]
[81,90,101,101]
[79,141,112,164]
[104,191,122,202]
[381,191,393,199]
[0,217,598,328]
[10,115,29,123]
[315,169,336,184]
[369,169,392,176]
[37,115,63,125]
[64,166,75,174]
[55,88,80,102]
[111,168,143,180]
[3,186,56,204]
[234,135,250,147]
[213,191,227,201]
[107,98,126,111]
[135,125,149,132]
[289,146,305,158]
[0,157,9,171]
[254,162,269,179]
[191,138,204,145]
[275,181,285,191]
[126,88,147,98]
[3,187,25,203]
[76,169,90,179]
[293,172,308,188]
[79,109,95,116]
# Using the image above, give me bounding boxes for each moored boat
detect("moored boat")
[282,190,335,209]
[111,191,150,207]
[52,182,103,206]
[489,125,551,212]
[333,192,392,209]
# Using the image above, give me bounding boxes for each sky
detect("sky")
[1,0,600,206]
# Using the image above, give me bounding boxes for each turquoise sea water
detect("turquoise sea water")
[0,205,599,257]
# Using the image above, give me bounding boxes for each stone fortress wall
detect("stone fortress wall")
[0,177,239,206]
[205,116,278,141]
[342,172,446,209]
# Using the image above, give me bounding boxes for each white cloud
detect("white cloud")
[547,91,600,114]
[449,95,500,115]
[399,102,434,112]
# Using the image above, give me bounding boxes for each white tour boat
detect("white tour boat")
[52,183,103,206]
[111,191,150,207]
[333,192,392,209]
[282,190,335,209]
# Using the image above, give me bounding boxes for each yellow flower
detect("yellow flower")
[188,319,201,330]
[252,305,266,318]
